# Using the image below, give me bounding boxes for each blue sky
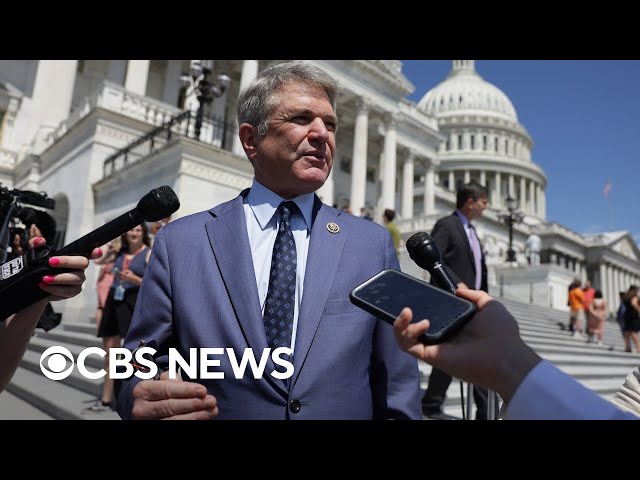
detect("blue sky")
[400,60,640,243]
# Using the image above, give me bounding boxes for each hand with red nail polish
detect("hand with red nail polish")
[37,247,104,302]
[1,240,103,393]
[27,235,47,250]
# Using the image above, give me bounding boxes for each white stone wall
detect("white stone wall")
[495,264,576,311]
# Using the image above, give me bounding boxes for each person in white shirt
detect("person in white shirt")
[393,287,638,420]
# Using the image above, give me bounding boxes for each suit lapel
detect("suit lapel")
[291,199,346,388]
[205,193,287,396]
[206,195,266,352]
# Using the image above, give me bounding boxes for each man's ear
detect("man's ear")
[463,197,473,209]
[238,123,258,162]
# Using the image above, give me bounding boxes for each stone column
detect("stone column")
[376,149,385,218]
[599,263,607,294]
[424,158,435,216]
[29,60,78,154]
[494,171,501,207]
[381,113,398,211]
[540,187,546,219]
[448,171,455,192]
[519,177,526,210]
[464,170,470,184]
[233,60,260,155]
[508,174,515,200]
[607,265,615,312]
[528,180,536,215]
[401,151,415,219]
[107,60,128,84]
[349,97,370,215]
[162,60,184,107]
[614,266,621,312]
[317,152,335,206]
[479,170,486,187]
[124,60,150,95]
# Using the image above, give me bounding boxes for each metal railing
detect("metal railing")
[103,110,238,178]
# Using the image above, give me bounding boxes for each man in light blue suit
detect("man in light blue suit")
[115,62,421,420]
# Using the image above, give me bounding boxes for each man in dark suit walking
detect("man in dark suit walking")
[421,181,490,420]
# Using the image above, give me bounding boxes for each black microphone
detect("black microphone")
[0,185,180,320]
[406,232,458,294]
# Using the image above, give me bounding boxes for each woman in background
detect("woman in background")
[622,286,640,353]
[587,290,607,345]
[94,238,121,331]
[87,224,151,412]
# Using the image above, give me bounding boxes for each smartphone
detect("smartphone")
[349,269,476,344]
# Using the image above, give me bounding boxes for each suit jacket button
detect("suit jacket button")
[289,399,301,414]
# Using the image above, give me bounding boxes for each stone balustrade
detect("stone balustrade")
[0,148,17,170]
[41,80,183,153]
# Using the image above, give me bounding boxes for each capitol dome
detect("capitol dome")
[418,60,518,122]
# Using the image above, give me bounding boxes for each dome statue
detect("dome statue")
[525,233,542,266]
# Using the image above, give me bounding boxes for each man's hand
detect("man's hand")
[130,370,218,420]
[393,288,541,402]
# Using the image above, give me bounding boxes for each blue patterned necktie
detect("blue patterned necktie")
[263,201,299,350]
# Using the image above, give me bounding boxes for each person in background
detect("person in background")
[568,279,585,337]
[382,208,401,255]
[360,207,373,221]
[88,224,151,412]
[616,291,627,335]
[150,216,172,244]
[420,181,490,421]
[622,285,640,353]
[587,290,607,345]
[582,280,595,337]
[94,238,121,331]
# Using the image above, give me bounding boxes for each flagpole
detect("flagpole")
[604,180,613,231]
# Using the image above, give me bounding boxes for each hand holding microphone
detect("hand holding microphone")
[0,185,180,320]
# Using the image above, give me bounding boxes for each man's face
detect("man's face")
[241,82,337,199]
[466,195,489,220]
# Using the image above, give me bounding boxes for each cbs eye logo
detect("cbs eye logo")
[39,346,75,380]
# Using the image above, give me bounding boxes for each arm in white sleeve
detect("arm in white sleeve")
[505,360,639,420]
[610,366,640,417]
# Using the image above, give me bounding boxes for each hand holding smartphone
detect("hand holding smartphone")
[349,269,476,344]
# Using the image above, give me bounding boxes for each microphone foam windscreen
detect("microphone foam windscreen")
[138,185,180,221]
[406,232,430,253]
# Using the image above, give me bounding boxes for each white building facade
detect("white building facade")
[1,59,638,322]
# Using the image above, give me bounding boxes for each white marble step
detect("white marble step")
[0,390,54,420]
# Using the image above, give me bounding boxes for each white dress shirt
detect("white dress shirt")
[243,179,315,355]
[505,360,638,420]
